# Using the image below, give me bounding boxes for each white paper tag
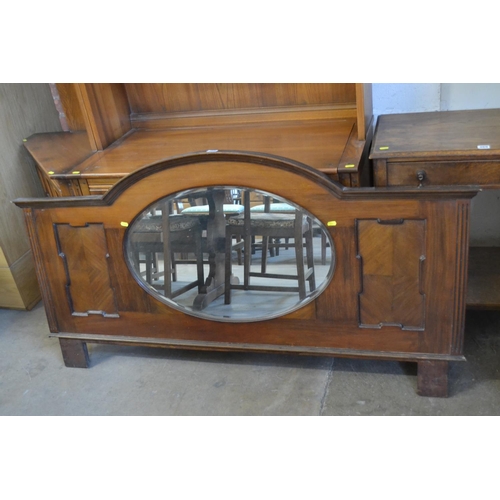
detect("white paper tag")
[477,144,491,149]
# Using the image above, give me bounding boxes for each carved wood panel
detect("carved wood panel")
[54,223,118,317]
[357,219,426,330]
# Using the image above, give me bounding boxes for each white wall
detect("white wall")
[373,83,500,246]
[373,83,441,116]
[441,84,500,111]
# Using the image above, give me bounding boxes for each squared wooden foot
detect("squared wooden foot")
[417,360,448,397]
[59,338,90,368]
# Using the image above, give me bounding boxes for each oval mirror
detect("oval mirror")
[125,186,335,322]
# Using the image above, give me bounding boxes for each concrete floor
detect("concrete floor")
[0,302,499,415]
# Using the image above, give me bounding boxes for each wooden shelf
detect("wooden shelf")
[467,247,500,309]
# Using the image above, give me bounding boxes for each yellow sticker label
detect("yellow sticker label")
[48,171,55,175]
[120,222,129,227]
[379,146,389,150]
[327,221,337,227]
[345,164,355,168]
[72,170,80,174]
[22,139,27,142]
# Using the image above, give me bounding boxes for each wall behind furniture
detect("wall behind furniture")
[373,83,500,246]
[0,83,62,309]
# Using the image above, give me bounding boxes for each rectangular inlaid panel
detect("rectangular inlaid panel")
[357,219,426,330]
[54,223,118,317]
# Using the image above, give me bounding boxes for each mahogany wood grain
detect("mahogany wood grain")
[54,223,118,317]
[371,109,497,312]
[357,219,425,329]
[417,360,448,398]
[385,160,500,189]
[355,83,372,141]
[29,120,356,176]
[129,106,358,130]
[25,84,373,192]
[125,83,357,114]
[55,84,88,132]
[23,132,94,176]
[59,339,89,368]
[371,109,500,161]
[75,84,132,151]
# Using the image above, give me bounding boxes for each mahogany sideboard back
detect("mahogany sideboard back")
[24,83,374,196]
[16,84,484,397]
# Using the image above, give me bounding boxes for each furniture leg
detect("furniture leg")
[59,338,90,368]
[417,360,448,397]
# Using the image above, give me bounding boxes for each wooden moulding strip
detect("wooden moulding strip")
[130,105,358,129]
[50,332,466,362]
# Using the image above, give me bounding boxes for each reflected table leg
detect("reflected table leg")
[193,189,239,310]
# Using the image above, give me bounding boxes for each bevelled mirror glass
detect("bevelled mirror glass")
[125,186,335,322]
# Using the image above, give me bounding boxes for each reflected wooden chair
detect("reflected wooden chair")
[224,190,316,304]
[250,199,330,266]
[128,201,205,299]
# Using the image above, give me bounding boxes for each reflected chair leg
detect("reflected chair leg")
[274,238,280,256]
[195,229,205,293]
[261,235,269,273]
[59,339,89,368]
[417,360,449,397]
[295,235,306,300]
[321,231,327,265]
[225,230,233,304]
[145,252,153,283]
[236,236,242,265]
[243,233,252,289]
[171,251,177,282]
[305,222,316,292]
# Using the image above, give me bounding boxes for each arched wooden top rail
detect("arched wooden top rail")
[14,150,480,209]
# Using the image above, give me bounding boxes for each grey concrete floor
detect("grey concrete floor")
[0,302,499,415]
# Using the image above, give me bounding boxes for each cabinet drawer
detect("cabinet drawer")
[385,160,500,188]
[87,178,119,195]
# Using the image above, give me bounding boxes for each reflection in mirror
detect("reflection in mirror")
[125,187,335,322]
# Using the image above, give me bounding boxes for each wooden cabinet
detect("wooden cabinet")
[370,108,500,310]
[370,109,500,188]
[24,83,374,196]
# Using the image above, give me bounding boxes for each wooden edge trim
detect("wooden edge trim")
[23,208,59,331]
[355,83,366,141]
[369,151,500,161]
[50,332,467,362]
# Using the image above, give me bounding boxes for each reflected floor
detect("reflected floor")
[142,237,334,321]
